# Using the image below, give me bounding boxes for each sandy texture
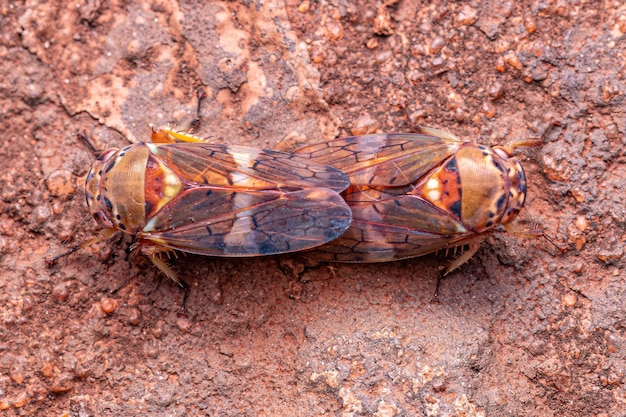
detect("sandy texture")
[1,0,625,415]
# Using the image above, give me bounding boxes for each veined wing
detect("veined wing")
[141,187,352,256]
[150,143,350,192]
[303,194,472,262]
[293,132,461,187]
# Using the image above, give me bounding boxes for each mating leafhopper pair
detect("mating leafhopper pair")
[48,124,538,287]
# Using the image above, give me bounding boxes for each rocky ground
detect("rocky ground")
[1,0,625,415]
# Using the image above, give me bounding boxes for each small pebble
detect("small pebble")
[297,1,310,13]
[351,113,380,135]
[504,51,523,70]
[456,5,478,26]
[176,316,192,332]
[52,283,69,302]
[46,170,76,198]
[562,293,577,307]
[429,36,445,54]
[326,20,343,41]
[126,308,141,325]
[100,298,117,314]
[12,392,29,408]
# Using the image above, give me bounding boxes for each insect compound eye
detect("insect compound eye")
[493,147,513,160]
[92,211,114,228]
[500,159,528,225]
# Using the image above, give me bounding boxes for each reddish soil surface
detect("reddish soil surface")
[1,0,625,415]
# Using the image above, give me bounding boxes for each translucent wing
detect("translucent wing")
[293,130,472,262]
[141,187,352,256]
[151,143,350,192]
[293,132,461,187]
[302,194,472,262]
[137,142,353,256]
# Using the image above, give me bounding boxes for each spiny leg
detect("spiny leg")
[145,251,190,315]
[504,223,568,253]
[432,238,484,302]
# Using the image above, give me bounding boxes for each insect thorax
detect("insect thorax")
[85,143,183,235]
[414,142,527,233]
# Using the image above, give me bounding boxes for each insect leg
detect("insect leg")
[502,120,562,153]
[443,239,484,276]
[147,255,190,315]
[146,254,181,285]
[188,87,207,132]
[431,238,484,302]
[503,223,568,253]
[151,88,209,144]
[46,228,119,266]
[77,132,101,156]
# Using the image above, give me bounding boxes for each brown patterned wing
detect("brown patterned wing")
[302,194,472,262]
[151,143,350,192]
[141,187,352,256]
[293,133,461,187]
